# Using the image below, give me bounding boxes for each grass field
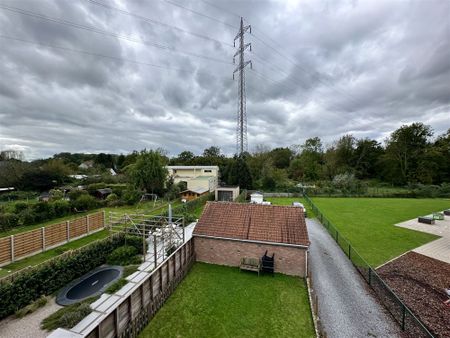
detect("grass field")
[139,263,315,338]
[268,197,450,267]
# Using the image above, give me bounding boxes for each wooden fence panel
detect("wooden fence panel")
[13,228,43,259]
[99,312,115,338]
[45,222,67,247]
[0,237,11,265]
[70,217,87,239]
[89,212,104,231]
[131,288,142,320]
[118,301,130,333]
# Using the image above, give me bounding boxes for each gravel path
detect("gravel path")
[307,218,402,338]
[0,297,61,338]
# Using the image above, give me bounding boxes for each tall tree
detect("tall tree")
[383,123,433,184]
[128,150,168,195]
[226,156,253,190]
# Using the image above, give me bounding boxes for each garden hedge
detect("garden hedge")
[0,234,142,319]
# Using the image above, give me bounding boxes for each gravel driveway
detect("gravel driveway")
[0,297,61,338]
[307,218,402,338]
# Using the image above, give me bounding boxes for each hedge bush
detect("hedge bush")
[107,245,140,266]
[71,195,99,211]
[0,234,142,319]
[0,213,19,231]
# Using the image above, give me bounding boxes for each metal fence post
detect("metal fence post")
[348,244,351,259]
[336,231,339,243]
[368,267,372,285]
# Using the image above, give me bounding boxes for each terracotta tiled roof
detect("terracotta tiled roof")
[193,202,309,246]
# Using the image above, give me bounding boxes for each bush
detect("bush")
[14,202,29,213]
[0,213,19,231]
[107,245,140,266]
[42,300,93,331]
[0,234,126,319]
[15,295,48,318]
[71,195,98,211]
[18,209,36,226]
[52,200,71,217]
[121,188,141,205]
[32,202,55,221]
[68,189,88,201]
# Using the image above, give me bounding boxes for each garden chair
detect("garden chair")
[240,257,261,276]
[433,212,444,220]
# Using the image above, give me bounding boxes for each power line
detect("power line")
[83,0,234,48]
[199,0,241,20]
[163,0,237,30]
[0,34,189,72]
[0,4,233,66]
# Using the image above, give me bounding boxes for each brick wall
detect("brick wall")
[194,236,308,277]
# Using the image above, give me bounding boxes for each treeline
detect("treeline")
[1,122,449,194]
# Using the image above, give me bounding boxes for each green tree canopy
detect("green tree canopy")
[128,150,168,195]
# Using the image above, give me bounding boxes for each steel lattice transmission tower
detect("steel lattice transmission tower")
[233,17,252,155]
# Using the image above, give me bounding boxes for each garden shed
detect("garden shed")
[193,202,310,276]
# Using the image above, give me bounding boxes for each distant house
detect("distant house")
[38,192,51,202]
[215,186,240,202]
[180,187,209,201]
[95,188,112,199]
[167,166,219,193]
[79,161,94,170]
[250,191,264,204]
[193,202,310,277]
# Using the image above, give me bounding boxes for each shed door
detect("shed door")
[218,191,233,201]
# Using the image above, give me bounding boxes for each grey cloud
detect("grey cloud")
[0,0,448,160]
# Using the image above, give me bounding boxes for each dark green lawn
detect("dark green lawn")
[139,263,315,338]
[268,197,450,267]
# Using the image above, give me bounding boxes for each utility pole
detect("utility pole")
[233,17,252,155]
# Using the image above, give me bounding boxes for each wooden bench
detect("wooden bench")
[418,217,435,225]
[240,257,261,276]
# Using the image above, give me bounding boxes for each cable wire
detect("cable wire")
[0,34,189,72]
[83,0,234,48]
[0,4,233,65]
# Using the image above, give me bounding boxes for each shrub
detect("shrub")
[68,189,88,201]
[124,235,146,253]
[0,213,19,231]
[106,193,119,207]
[107,245,140,266]
[14,202,29,213]
[42,300,94,331]
[71,195,98,211]
[52,200,71,217]
[18,209,36,226]
[122,188,141,205]
[15,295,48,318]
[32,202,55,221]
[105,278,128,294]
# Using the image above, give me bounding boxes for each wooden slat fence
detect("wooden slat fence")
[0,211,106,267]
[82,239,195,338]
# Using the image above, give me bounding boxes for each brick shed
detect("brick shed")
[193,202,310,277]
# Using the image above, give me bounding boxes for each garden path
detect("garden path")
[0,297,61,338]
[307,218,402,338]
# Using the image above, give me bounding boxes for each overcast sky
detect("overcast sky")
[0,0,449,160]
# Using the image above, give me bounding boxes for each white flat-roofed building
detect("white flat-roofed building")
[167,165,219,192]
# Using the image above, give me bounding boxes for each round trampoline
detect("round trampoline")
[56,265,123,306]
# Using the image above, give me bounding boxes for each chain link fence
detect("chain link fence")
[303,194,434,338]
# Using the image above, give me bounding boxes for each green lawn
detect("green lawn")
[268,197,450,267]
[139,263,315,338]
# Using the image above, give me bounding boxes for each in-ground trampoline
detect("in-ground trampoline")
[56,265,123,305]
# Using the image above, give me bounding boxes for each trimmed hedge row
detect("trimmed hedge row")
[169,192,213,223]
[0,234,142,319]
